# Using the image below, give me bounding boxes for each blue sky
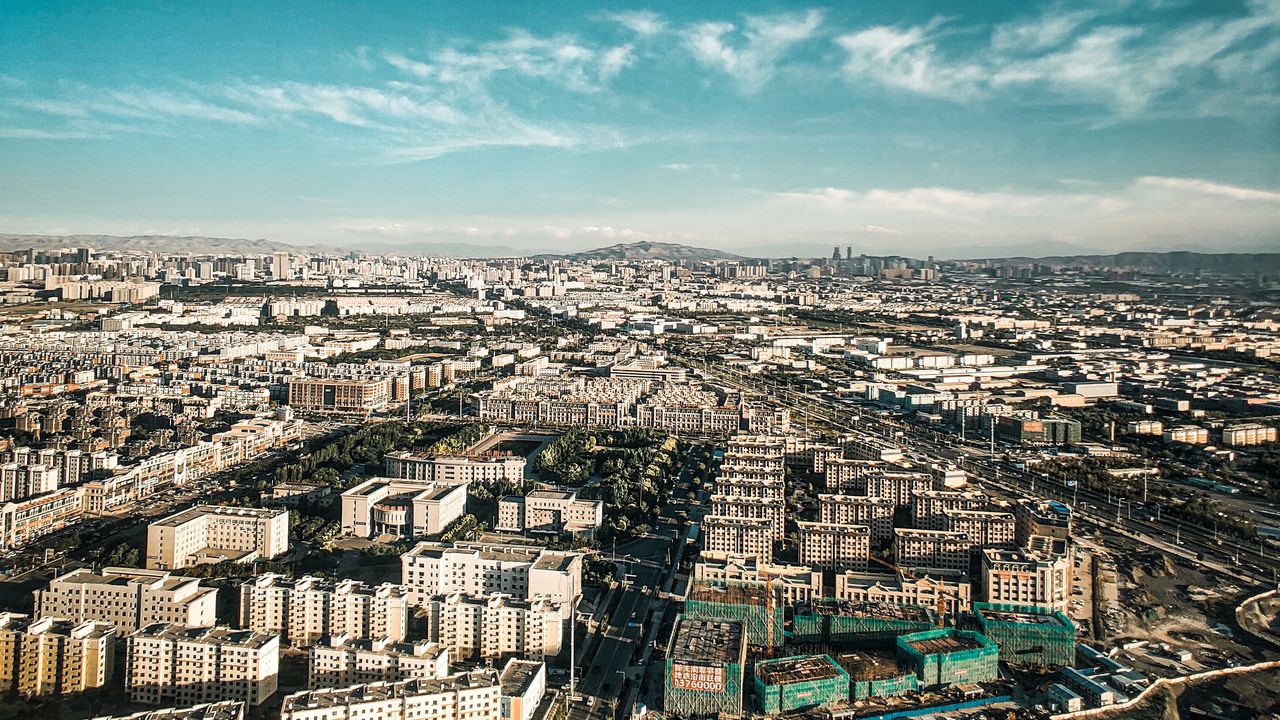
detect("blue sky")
[1,1,1277,257]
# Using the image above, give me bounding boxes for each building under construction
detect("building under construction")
[753,654,850,715]
[664,615,748,717]
[896,629,999,689]
[684,577,784,649]
[793,599,936,648]
[838,651,920,701]
[973,602,1076,668]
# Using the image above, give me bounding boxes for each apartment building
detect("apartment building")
[797,521,871,572]
[496,490,604,534]
[865,471,934,507]
[88,701,247,720]
[894,528,971,574]
[823,458,878,494]
[1014,499,1072,546]
[1223,423,1277,447]
[238,575,409,646]
[944,509,1016,550]
[400,542,582,609]
[279,671,502,720]
[701,515,774,563]
[423,593,563,661]
[834,571,973,616]
[309,636,450,688]
[341,477,468,539]
[818,494,895,547]
[0,613,115,697]
[146,505,289,570]
[911,490,989,531]
[710,495,786,542]
[36,567,217,634]
[385,451,526,486]
[981,544,1073,613]
[125,624,280,707]
[713,476,785,500]
[287,377,390,413]
[499,660,546,720]
[1162,425,1209,444]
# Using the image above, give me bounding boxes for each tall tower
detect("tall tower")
[846,246,852,260]
[832,246,841,261]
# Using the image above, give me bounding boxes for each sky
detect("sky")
[1,0,1278,258]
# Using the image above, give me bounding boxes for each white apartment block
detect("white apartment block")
[309,636,450,688]
[713,477,785,499]
[981,546,1073,613]
[1223,423,1277,447]
[701,515,774,564]
[797,521,871,572]
[36,567,217,635]
[238,575,409,646]
[400,542,582,610]
[0,613,115,697]
[710,495,786,541]
[280,671,501,720]
[865,472,934,507]
[894,528,972,574]
[424,593,563,662]
[944,509,1016,550]
[911,490,989,531]
[823,458,879,494]
[818,494,895,546]
[146,505,289,570]
[125,624,280,707]
[496,490,604,534]
[385,451,526,486]
[341,477,468,539]
[835,571,973,616]
[499,660,546,720]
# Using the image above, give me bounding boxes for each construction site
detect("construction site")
[974,601,1077,668]
[683,577,785,649]
[663,615,749,717]
[896,628,1000,689]
[752,654,850,715]
[838,651,921,701]
[792,599,937,647]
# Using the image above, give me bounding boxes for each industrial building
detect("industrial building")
[974,603,1076,668]
[792,599,936,647]
[753,654,850,715]
[896,629,999,689]
[664,616,747,717]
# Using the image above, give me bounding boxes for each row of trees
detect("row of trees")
[271,420,458,487]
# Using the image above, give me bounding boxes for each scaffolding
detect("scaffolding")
[896,629,999,689]
[973,602,1077,668]
[793,599,936,648]
[838,652,920,701]
[664,615,747,717]
[684,577,784,649]
[753,654,850,715]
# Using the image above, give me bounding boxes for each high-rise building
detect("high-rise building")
[0,613,116,697]
[125,624,280,707]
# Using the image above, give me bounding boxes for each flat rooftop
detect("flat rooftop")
[907,634,984,655]
[153,504,282,527]
[671,617,744,663]
[837,652,904,681]
[281,672,499,711]
[797,599,932,623]
[500,659,544,696]
[978,607,1072,628]
[755,655,842,686]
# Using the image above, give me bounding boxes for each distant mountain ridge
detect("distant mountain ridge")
[0,233,340,255]
[564,241,746,261]
[977,251,1280,274]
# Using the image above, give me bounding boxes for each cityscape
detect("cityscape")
[1,3,1279,720]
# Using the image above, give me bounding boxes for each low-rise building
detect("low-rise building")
[341,477,468,539]
[835,570,972,616]
[496,490,603,535]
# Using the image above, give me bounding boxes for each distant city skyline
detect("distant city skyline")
[1,1,1278,257]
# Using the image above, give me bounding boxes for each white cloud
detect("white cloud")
[0,127,103,139]
[1136,176,1280,202]
[99,89,259,124]
[604,11,666,37]
[839,3,1280,118]
[684,9,824,93]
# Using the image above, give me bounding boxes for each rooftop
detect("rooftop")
[152,504,283,527]
[670,617,744,664]
[281,672,499,710]
[796,599,933,623]
[755,655,844,686]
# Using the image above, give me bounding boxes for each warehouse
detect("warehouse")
[753,654,850,715]
[974,602,1076,668]
[896,629,999,689]
[664,616,747,717]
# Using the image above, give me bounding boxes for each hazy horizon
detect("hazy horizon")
[2,1,1278,256]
